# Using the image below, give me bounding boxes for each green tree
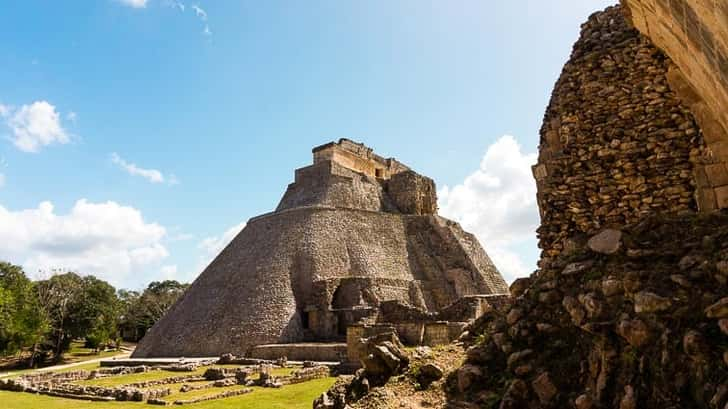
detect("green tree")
[0,262,50,367]
[117,280,188,341]
[36,272,84,359]
[36,272,120,359]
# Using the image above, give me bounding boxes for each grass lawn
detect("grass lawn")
[0,377,336,409]
[1,341,130,378]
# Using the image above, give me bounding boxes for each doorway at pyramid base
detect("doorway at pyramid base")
[245,294,509,366]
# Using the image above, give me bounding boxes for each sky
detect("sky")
[0,0,616,290]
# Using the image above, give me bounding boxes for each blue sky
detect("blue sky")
[0,0,615,289]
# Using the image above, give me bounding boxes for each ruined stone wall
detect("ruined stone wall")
[313,138,409,180]
[276,161,395,212]
[620,0,728,210]
[534,6,708,263]
[385,170,438,215]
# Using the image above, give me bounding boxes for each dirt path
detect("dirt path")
[0,348,133,378]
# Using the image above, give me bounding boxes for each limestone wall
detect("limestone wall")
[533,6,708,264]
[620,1,728,210]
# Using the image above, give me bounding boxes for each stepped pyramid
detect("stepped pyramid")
[134,139,508,357]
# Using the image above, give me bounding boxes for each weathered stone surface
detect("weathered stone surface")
[620,385,637,409]
[705,297,728,318]
[456,364,482,393]
[633,292,672,313]
[562,261,594,276]
[415,363,443,387]
[602,278,624,297]
[616,319,651,347]
[509,277,531,298]
[719,319,728,336]
[134,139,508,357]
[588,229,623,254]
[575,394,594,409]
[531,372,557,404]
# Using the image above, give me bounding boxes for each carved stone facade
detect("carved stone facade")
[134,139,508,358]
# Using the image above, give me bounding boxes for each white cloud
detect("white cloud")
[160,264,178,278]
[118,0,148,8]
[191,4,207,20]
[5,101,69,152]
[191,4,212,36]
[438,135,539,283]
[169,0,185,11]
[111,152,179,185]
[0,199,168,288]
[67,111,77,123]
[196,221,245,274]
[199,221,245,259]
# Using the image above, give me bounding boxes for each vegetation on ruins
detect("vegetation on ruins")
[0,261,188,368]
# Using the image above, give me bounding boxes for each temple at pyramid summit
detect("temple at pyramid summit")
[133,139,509,359]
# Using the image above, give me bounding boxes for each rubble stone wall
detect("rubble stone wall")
[533,5,709,264]
[620,0,728,210]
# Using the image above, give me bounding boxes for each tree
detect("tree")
[0,262,50,367]
[75,276,119,350]
[36,273,84,359]
[36,273,120,359]
[117,280,188,341]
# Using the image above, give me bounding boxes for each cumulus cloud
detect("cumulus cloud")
[118,0,148,8]
[160,264,178,278]
[438,135,539,283]
[4,101,69,152]
[0,199,168,288]
[111,153,179,185]
[195,221,245,274]
[199,221,245,259]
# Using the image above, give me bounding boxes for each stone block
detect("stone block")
[716,186,728,208]
[705,163,728,186]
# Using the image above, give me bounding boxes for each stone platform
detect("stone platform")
[250,343,347,362]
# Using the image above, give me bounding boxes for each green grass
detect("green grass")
[1,341,129,378]
[0,377,336,409]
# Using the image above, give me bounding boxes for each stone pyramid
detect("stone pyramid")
[133,139,508,357]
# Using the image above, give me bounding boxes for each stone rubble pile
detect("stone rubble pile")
[314,331,410,409]
[454,211,728,408]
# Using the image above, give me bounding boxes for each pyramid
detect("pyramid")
[133,139,508,357]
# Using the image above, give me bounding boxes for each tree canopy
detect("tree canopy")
[0,262,189,366]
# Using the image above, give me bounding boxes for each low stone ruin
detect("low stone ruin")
[0,360,332,405]
[0,367,172,402]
